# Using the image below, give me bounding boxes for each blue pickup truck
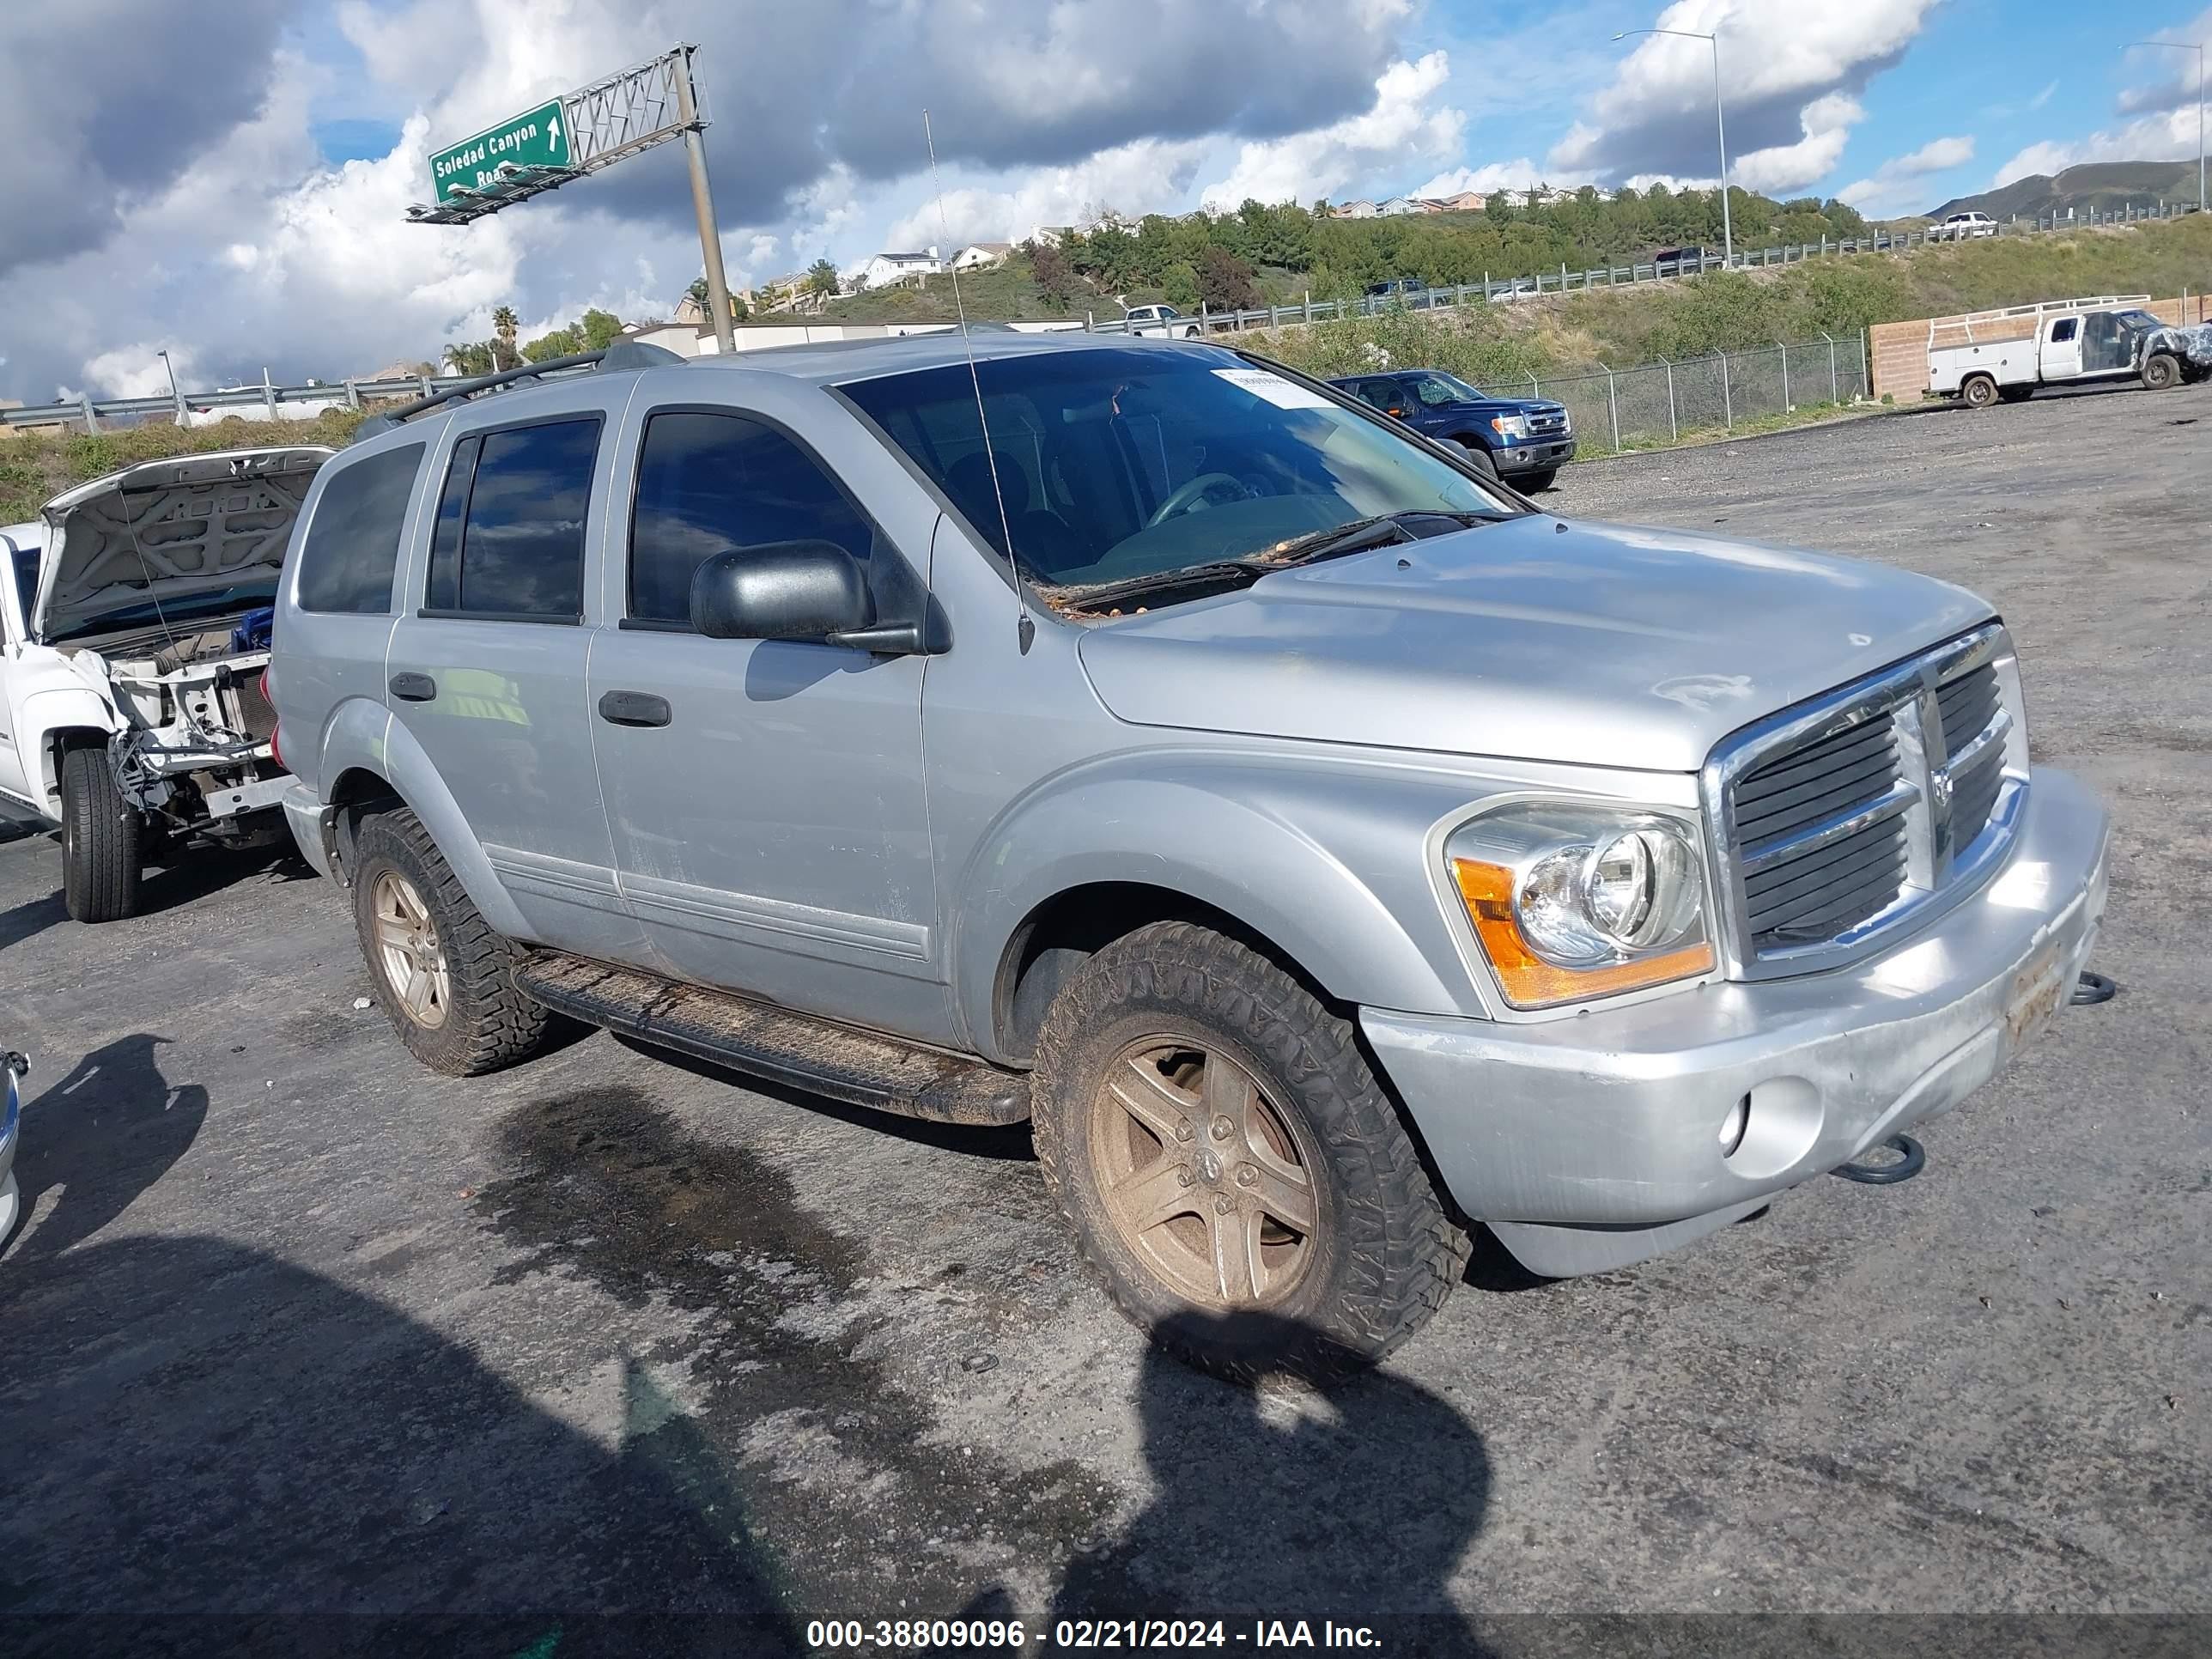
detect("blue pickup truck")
[1328,368,1575,490]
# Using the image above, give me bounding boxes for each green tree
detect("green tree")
[441,341,495,376]
[1161,259,1200,310]
[686,276,710,309]
[806,258,840,297]
[1197,246,1260,311]
[579,307,623,350]
[1026,240,1077,311]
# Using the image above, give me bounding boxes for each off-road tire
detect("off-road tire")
[1962,374,1999,410]
[349,808,570,1077]
[1524,466,1559,491]
[2142,353,2181,391]
[1455,440,1501,481]
[1031,921,1469,1382]
[59,740,141,923]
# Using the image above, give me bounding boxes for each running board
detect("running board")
[512,951,1031,1127]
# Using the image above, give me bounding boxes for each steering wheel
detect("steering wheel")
[1146,471,1249,528]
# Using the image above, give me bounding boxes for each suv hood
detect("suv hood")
[33,446,331,643]
[1075,514,1993,773]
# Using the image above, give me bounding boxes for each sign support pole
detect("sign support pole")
[674,47,735,356]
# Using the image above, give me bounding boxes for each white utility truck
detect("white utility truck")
[1927,295,2173,407]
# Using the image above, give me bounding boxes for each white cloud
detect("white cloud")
[1551,0,1942,194]
[1199,52,1464,207]
[1838,132,1975,215]
[878,137,1211,254]
[1993,105,2204,187]
[1412,159,1597,197]
[2116,14,2212,115]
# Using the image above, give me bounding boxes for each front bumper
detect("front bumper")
[1497,438,1577,472]
[1362,767,2109,1277]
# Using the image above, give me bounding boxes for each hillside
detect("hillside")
[1929,161,2203,221]
[1248,215,2212,386]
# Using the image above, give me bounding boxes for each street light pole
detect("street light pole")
[1614,27,1733,268]
[2130,40,2206,214]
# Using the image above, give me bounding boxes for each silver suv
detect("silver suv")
[269,334,2109,1377]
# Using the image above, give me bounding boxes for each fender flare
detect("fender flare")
[313,696,532,939]
[948,754,1489,1060]
[15,685,123,816]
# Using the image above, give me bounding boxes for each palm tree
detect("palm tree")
[491,304,519,347]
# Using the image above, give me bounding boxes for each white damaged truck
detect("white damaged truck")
[0,447,329,921]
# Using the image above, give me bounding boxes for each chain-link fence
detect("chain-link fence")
[1515,334,1870,457]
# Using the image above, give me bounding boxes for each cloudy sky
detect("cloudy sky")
[1,0,2205,403]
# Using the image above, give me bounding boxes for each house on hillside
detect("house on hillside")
[1413,198,1455,214]
[1333,199,1377,218]
[951,242,1012,270]
[860,250,941,289]
[1027,225,1074,246]
[1440,191,1486,212]
[1376,197,1423,216]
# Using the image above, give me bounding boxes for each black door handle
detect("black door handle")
[389,672,436,702]
[598,690,672,728]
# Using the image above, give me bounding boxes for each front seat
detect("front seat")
[945,450,1079,578]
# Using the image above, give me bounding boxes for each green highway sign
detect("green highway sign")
[429,99,572,202]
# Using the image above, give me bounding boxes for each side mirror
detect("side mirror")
[690,540,875,644]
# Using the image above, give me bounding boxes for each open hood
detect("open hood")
[33,446,331,643]
[1075,514,1995,775]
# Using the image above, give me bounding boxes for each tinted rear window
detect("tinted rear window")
[424,418,599,620]
[295,444,422,614]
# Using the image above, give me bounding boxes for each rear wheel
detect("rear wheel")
[349,807,573,1076]
[59,740,141,923]
[2143,353,2181,391]
[1032,921,1468,1381]
[1961,374,1999,410]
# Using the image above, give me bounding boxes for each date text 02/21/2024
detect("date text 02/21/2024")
[805,1618,1383,1649]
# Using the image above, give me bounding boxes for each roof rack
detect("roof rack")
[349,339,685,440]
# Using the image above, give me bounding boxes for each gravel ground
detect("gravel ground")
[1,380,2207,1658]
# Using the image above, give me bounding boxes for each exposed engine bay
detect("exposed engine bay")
[64,614,286,840]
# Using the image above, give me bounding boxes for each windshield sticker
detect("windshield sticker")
[1212,368,1332,410]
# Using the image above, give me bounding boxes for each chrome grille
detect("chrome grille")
[1732,718,1909,950]
[1704,624,2027,977]
[1527,410,1569,436]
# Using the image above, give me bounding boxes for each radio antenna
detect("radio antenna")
[924,108,1034,654]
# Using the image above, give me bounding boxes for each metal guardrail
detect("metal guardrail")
[1079,199,2199,339]
[3,199,2192,434]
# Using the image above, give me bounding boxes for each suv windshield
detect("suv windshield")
[839,344,1516,592]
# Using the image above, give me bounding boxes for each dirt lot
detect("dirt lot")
[2,381,2207,1657]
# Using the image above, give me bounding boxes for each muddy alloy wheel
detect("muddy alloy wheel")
[1089,1036,1320,1308]
[1032,921,1470,1380]
[370,870,450,1030]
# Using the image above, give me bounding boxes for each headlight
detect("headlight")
[1447,804,1713,1009]
[1489,414,1529,440]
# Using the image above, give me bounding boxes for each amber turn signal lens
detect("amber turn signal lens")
[1453,857,1715,1009]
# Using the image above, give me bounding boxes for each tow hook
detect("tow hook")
[1835,973,2113,1188]
[1832,1134,1925,1185]
[2071,971,2117,1006]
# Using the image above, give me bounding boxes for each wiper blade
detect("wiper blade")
[1056,559,1270,611]
[1264,508,1493,567]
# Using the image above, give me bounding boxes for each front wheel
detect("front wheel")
[1031,922,1468,1381]
[1961,374,2000,410]
[349,808,574,1076]
[1455,441,1501,481]
[59,740,141,922]
[2143,353,2181,391]
[1522,466,1559,491]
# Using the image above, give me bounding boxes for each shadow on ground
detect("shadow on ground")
[0,1053,1502,1654]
